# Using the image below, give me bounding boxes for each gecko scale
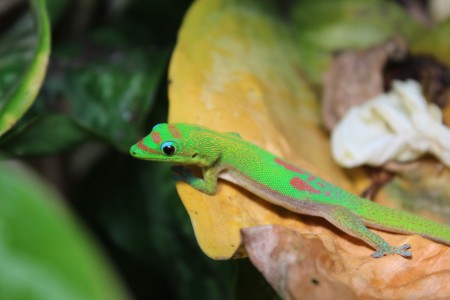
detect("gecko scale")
[130,123,450,258]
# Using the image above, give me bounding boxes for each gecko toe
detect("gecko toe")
[370,244,412,258]
[397,243,412,257]
[370,250,384,258]
[400,243,411,250]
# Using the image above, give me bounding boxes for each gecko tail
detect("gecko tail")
[421,228,450,246]
[362,204,450,247]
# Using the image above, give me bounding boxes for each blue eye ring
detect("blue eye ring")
[161,141,176,156]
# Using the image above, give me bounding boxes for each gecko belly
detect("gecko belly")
[218,168,328,218]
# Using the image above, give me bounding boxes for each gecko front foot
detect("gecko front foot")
[171,165,217,194]
[370,243,411,258]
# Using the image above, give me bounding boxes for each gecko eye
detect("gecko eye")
[161,141,176,156]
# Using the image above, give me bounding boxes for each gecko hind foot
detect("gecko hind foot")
[370,243,411,258]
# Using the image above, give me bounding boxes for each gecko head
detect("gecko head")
[130,123,219,166]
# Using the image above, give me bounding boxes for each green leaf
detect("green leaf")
[0,161,128,300]
[0,3,169,156]
[37,39,168,152]
[45,0,70,23]
[65,50,166,151]
[0,114,89,157]
[0,0,51,136]
[291,0,421,85]
[411,18,450,66]
[293,0,418,50]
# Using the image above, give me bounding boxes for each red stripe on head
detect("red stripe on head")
[151,132,161,144]
[168,125,181,138]
[138,140,158,154]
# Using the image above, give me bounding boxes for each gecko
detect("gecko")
[129,123,450,258]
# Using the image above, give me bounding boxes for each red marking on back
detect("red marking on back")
[151,132,161,144]
[275,157,333,196]
[290,177,321,194]
[274,158,305,174]
[168,125,181,138]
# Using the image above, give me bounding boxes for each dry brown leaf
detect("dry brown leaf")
[384,55,450,108]
[321,37,408,130]
[241,225,450,300]
[240,225,356,300]
[167,0,450,298]
[382,160,450,222]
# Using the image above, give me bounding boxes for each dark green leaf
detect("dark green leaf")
[0,161,128,300]
[38,40,168,152]
[0,114,89,157]
[0,0,51,136]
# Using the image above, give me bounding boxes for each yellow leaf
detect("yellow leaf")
[167,0,450,297]
[168,0,353,259]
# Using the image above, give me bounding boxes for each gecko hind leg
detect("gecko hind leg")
[322,206,412,258]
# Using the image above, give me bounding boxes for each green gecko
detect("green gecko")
[130,123,450,258]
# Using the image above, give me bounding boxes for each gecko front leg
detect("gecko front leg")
[172,165,220,195]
